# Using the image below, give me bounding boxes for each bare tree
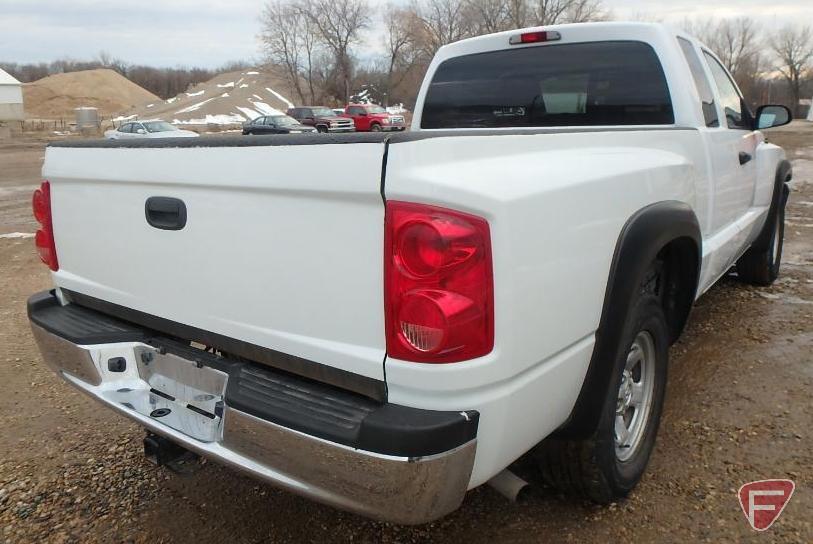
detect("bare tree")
[715,18,760,76]
[466,0,511,34]
[505,0,528,29]
[771,24,813,116]
[382,5,426,104]
[686,18,760,76]
[416,0,475,55]
[529,0,608,26]
[260,1,321,103]
[298,0,370,102]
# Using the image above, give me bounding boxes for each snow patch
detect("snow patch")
[221,92,230,98]
[265,88,294,108]
[239,84,249,88]
[0,232,34,239]
[186,90,205,97]
[112,114,137,122]
[245,71,259,75]
[173,113,246,125]
[175,97,216,114]
[146,104,154,108]
[166,97,178,104]
[217,81,235,88]
[386,103,408,115]
[250,102,285,116]
[236,106,261,120]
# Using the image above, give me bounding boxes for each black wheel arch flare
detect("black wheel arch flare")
[557,201,701,439]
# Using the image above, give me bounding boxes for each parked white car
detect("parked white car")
[105,120,199,139]
[29,22,792,524]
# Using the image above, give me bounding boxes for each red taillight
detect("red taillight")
[385,201,493,363]
[32,180,58,271]
[509,30,562,45]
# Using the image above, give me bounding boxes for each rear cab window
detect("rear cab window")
[421,41,674,129]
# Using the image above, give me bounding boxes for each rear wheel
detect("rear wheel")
[737,186,787,286]
[370,123,382,132]
[536,272,669,503]
[317,125,328,133]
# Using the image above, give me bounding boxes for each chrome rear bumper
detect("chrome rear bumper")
[30,321,476,524]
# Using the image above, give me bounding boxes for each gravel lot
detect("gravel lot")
[1,127,811,543]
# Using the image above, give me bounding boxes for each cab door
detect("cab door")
[347,106,369,131]
[253,116,269,134]
[700,49,759,279]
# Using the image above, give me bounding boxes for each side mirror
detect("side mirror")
[755,105,792,130]
[136,128,147,135]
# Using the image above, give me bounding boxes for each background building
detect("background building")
[0,68,24,122]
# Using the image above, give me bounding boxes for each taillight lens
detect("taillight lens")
[32,181,58,271]
[385,201,493,363]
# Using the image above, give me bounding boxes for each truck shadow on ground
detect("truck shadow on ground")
[126,269,811,543]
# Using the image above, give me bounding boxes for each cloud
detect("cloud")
[1,0,811,67]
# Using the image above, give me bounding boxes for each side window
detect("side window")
[702,51,750,130]
[302,108,312,117]
[255,116,266,125]
[348,107,361,116]
[291,108,301,118]
[119,123,131,133]
[677,38,719,128]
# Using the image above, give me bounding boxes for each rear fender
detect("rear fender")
[557,201,701,438]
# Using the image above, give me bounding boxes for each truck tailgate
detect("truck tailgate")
[43,139,387,383]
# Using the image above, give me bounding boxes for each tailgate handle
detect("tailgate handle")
[145,197,187,230]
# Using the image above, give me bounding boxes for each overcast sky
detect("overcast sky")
[1,0,811,68]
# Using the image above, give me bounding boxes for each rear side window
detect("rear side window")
[421,41,674,129]
[677,37,719,128]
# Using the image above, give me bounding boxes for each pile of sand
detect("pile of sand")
[124,69,300,126]
[23,69,159,120]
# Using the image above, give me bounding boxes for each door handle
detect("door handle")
[738,151,752,165]
[145,197,187,230]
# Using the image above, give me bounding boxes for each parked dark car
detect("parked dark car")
[242,115,317,135]
[287,106,355,133]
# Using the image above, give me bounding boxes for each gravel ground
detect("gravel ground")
[0,127,811,543]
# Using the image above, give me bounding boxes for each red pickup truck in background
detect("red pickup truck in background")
[342,104,406,132]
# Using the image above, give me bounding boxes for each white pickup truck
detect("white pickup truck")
[29,22,792,524]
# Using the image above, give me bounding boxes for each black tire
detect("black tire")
[536,284,669,503]
[370,123,382,132]
[316,125,328,133]
[736,186,788,286]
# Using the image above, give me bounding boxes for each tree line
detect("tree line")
[0,56,249,100]
[683,19,813,117]
[260,0,611,107]
[261,0,813,116]
[3,5,811,116]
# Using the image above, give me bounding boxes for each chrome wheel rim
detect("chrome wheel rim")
[615,331,656,462]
